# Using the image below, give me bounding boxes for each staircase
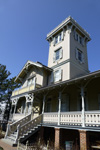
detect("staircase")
[2,114,42,146]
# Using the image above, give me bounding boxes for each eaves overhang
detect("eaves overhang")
[46,16,91,42]
[33,70,100,94]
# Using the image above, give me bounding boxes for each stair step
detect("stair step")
[13,132,17,135]
[10,134,17,138]
[7,136,16,141]
[1,138,17,146]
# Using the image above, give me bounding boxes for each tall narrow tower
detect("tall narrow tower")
[47,16,91,83]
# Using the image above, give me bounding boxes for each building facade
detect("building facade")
[3,16,100,150]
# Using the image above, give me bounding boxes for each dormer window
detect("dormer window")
[27,76,35,86]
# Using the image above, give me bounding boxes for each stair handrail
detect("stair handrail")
[15,124,20,144]
[5,122,10,138]
[5,113,31,138]
[18,114,43,139]
[10,113,31,132]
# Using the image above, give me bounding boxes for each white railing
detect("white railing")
[43,111,100,127]
[85,111,100,127]
[43,112,58,124]
[13,113,26,121]
[12,84,34,96]
[60,112,82,126]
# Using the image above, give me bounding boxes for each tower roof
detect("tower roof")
[47,16,91,41]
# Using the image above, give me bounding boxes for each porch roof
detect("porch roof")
[33,69,100,93]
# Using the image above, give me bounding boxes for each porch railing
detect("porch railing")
[12,85,34,97]
[43,111,100,127]
[85,111,100,127]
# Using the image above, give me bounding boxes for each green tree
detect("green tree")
[0,64,20,102]
[0,64,21,121]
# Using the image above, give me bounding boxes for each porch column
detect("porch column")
[81,86,85,127]
[55,128,60,150]
[9,102,13,116]
[58,92,61,125]
[79,130,88,150]
[14,98,18,115]
[42,95,46,114]
[25,96,28,115]
[31,93,34,120]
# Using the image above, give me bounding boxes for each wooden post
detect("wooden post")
[25,96,28,116]
[58,92,61,125]
[81,86,85,127]
[31,93,34,120]
[26,141,28,150]
[14,99,18,114]
[42,95,46,114]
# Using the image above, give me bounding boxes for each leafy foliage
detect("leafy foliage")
[0,64,21,102]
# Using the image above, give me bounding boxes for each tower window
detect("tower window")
[78,51,82,62]
[53,48,63,62]
[55,49,60,60]
[76,48,84,63]
[54,69,62,82]
[74,32,84,46]
[53,31,64,45]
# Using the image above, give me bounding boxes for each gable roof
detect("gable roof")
[15,60,52,83]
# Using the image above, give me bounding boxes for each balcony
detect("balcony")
[12,84,34,97]
[43,111,100,128]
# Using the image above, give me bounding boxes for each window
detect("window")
[79,36,82,45]
[54,69,62,82]
[76,48,84,63]
[55,49,60,60]
[53,31,64,45]
[28,77,35,86]
[55,36,58,44]
[78,50,82,62]
[74,32,84,45]
[53,48,63,62]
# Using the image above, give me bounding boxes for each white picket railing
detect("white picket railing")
[43,111,100,127]
[85,111,100,127]
[43,112,58,124]
[60,112,82,126]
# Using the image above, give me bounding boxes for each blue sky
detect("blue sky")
[0,0,100,78]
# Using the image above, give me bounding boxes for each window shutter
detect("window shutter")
[73,30,76,39]
[59,69,62,81]
[53,37,55,46]
[75,32,77,40]
[82,38,85,46]
[60,48,63,59]
[50,72,54,83]
[82,53,85,63]
[75,48,78,60]
[53,52,56,63]
[61,31,64,40]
